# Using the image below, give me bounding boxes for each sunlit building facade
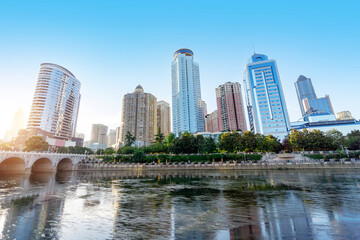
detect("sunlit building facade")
[216,82,247,132]
[89,124,108,150]
[157,101,171,137]
[120,85,157,146]
[27,63,81,140]
[205,110,219,132]
[171,48,204,136]
[244,54,291,140]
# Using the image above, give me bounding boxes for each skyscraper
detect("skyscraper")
[27,63,81,140]
[120,85,157,146]
[295,75,334,116]
[205,110,220,132]
[107,129,117,147]
[171,48,204,136]
[295,75,317,116]
[157,101,171,137]
[244,53,291,140]
[216,82,247,132]
[90,124,108,150]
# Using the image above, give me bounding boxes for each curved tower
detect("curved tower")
[171,48,204,136]
[27,63,81,140]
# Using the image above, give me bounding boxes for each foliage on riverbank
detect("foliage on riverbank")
[98,152,262,163]
[305,151,360,160]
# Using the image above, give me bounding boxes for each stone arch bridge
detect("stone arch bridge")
[0,151,87,174]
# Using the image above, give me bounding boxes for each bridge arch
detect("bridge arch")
[0,157,26,174]
[31,158,55,173]
[57,158,74,171]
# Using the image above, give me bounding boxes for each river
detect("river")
[0,169,360,239]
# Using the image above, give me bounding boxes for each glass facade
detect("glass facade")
[307,96,334,115]
[27,63,81,140]
[172,49,204,136]
[295,75,334,116]
[244,54,291,140]
[295,75,317,116]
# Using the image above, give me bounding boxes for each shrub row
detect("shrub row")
[99,153,262,163]
[306,151,360,160]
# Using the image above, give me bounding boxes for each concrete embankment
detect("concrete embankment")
[76,161,360,171]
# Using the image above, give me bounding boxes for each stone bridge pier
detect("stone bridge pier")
[0,151,87,174]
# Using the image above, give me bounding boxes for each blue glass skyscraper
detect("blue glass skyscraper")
[171,49,204,136]
[295,75,317,116]
[244,54,291,140]
[295,75,334,116]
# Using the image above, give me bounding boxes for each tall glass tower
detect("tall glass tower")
[244,54,291,140]
[295,75,334,116]
[295,75,317,116]
[27,63,81,140]
[171,48,204,136]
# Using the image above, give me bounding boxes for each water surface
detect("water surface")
[1,169,360,239]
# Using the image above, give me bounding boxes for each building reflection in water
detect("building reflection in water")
[0,170,360,239]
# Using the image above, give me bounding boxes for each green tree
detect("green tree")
[120,145,135,154]
[147,143,167,153]
[198,136,217,153]
[266,135,282,153]
[104,147,115,155]
[346,130,360,150]
[171,132,198,154]
[125,131,136,146]
[24,136,49,152]
[57,147,70,153]
[96,149,105,155]
[242,131,257,152]
[288,129,308,151]
[325,129,344,150]
[218,132,236,153]
[165,133,176,147]
[154,127,165,144]
[132,149,145,162]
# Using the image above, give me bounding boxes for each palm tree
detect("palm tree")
[154,127,165,144]
[125,131,136,146]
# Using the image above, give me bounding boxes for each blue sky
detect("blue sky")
[0,0,359,140]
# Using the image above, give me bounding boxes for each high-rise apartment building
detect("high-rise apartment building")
[295,75,334,116]
[120,85,157,146]
[157,101,171,137]
[107,129,117,147]
[115,126,121,145]
[90,124,108,150]
[205,110,220,132]
[200,100,207,132]
[244,53,291,140]
[27,63,81,140]
[171,48,204,136]
[216,82,247,132]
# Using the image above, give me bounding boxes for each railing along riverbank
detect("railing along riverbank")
[76,159,360,171]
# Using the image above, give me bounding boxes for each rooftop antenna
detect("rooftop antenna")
[252,44,256,54]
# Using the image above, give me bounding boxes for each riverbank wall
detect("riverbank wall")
[76,160,360,171]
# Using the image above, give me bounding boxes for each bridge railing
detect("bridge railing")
[0,150,86,156]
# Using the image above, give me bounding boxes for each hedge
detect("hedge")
[110,153,262,163]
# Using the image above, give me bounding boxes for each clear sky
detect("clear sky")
[0,0,359,140]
